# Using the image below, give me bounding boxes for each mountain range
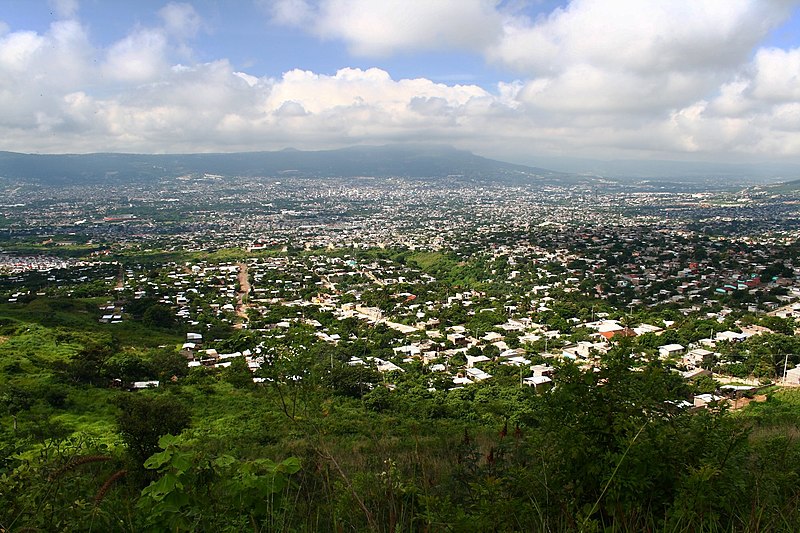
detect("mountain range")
[527,155,800,184]
[0,145,567,185]
[2,145,798,188]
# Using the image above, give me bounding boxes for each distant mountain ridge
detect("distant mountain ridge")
[762,177,800,193]
[0,145,568,185]
[526,155,800,184]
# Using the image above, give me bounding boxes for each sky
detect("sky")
[2,0,800,166]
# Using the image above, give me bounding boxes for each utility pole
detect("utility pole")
[783,353,790,383]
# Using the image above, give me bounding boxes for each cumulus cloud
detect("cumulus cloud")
[0,19,92,131]
[751,47,800,102]
[663,44,800,157]
[488,0,796,120]
[264,67,487,113]
[0,30,46,72]
[490,0,793,75]
[266,0,504,55]
[101,3,205,83]
[247,0,800,161]
[103,29,169,82]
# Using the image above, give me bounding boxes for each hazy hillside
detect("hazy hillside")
[0,145,569,185]
[765,176,800,193]
[525,155,800,184]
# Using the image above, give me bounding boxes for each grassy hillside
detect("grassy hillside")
[3,297,800,531]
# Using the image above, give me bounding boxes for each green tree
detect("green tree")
[55,340,116,386]
[142,304,176,329]
[225,356,254,389]
[325,364,380,398]
[104,354,153,383]
[125,297,159,319]
[115,393,191,469]
[150,349,189,381]
[363,385,392,412]
[0,385,34,431]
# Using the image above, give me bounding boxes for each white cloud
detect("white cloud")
[264,67,487,114]
[517,66,714,115]
[0,20,92,131]
[1,0,800,163]
[1,49,800,160]
[159,2,203,39]
[708,80,754,117]
[489,0,797,119]
[103,29,169,82]
[250,0,800,162]
[100,4,206,84]
[267,0,504,55]
[752,47,800,102]
[490,0,793,75]
[0,30,45,72]
[234,71,260,87]
[49,0,79,19]
[265,0,314,26]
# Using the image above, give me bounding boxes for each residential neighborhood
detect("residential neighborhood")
[2,175,798,409]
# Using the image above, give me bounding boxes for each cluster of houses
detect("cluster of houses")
[0,253,73,274]
[478,226,800,315]
[182,331,269,374]
[83,228,796,404]
[1,258,118,300]
[98,302,124,323]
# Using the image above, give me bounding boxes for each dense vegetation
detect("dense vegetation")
[1,296,800,532]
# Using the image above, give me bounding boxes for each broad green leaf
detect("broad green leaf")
[142,473,181,501]
[170,451,193,473]
[214,454,236,469]
[144,450,172,470]
[278,457,301,474]
[158,433,179,448]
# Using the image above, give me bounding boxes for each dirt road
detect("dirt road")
[236,262,251,322]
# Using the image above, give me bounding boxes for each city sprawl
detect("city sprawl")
[2,174,799,397]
